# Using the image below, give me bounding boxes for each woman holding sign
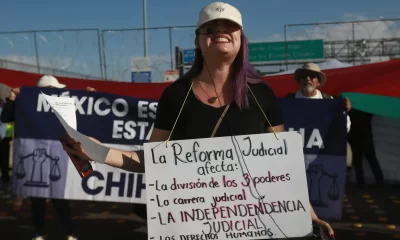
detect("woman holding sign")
[62,2,334,239]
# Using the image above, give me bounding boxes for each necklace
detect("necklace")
[196,81,220,104]
[208,96,218,104]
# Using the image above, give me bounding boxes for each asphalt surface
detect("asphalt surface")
[0,184,399,240]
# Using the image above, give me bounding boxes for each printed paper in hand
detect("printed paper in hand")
[41,91,77,130]
[41,92,110,163]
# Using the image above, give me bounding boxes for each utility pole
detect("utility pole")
[143,0,148,57]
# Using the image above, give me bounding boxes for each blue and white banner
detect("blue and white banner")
[12,87,155,204]
[280,99,347,220]
[11,88,347,219]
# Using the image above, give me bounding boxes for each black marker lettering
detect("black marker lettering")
[172,143,186,165]
[242,137,252,156]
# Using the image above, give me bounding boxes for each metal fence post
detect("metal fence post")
[284,24,288,70]
[33,31,41,74]
[169,27,173,70]
[352,22,355,66]
[97,29,104,80]
[101,30,108,80]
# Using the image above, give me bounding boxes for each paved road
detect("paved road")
[0,184,399,240]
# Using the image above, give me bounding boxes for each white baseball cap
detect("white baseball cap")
[196,2,243,30]
[37,75,66,88]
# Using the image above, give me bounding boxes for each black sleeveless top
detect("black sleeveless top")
[154,77,284,140]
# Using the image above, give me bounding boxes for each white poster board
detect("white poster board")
[144,132,312,240]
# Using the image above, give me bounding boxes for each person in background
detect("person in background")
[0,99,12,190]
[287,63,351,132]
[63,2,335,239]
[1,75,96,240]
[348,109,384,188]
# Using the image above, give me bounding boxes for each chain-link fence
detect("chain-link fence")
[0,58,100,80]
[101,26,195,82]
[2,20,399,80]
[0,29,103,79]
[282,19,400,70]
[0,26,197,82]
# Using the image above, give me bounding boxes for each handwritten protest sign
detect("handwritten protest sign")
[144,132,313,240]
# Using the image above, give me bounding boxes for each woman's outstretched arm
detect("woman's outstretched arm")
[65,128,171,172]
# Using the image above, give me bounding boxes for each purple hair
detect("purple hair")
[183,33,263,109]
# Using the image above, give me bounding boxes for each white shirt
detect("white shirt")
[295,89,351,133]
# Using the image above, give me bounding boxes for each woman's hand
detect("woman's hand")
[310,204,334,239]
[60,133,102,163]
[313,218,335,239]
